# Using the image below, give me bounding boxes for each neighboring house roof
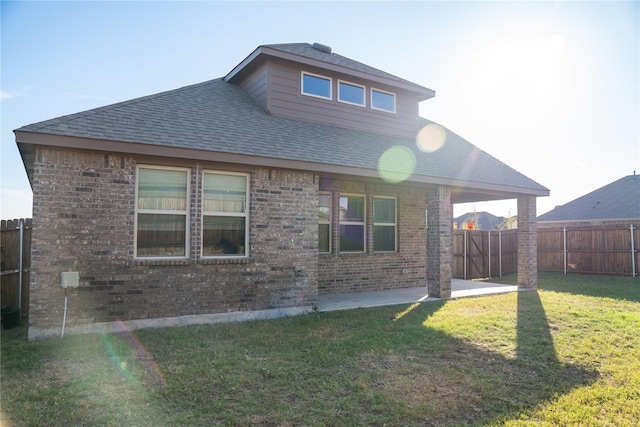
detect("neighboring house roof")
[538,175,640,222]
[15,43,549,204]
[454,211,505,230]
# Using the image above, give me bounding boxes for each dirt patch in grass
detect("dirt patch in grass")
[361,351,485,425]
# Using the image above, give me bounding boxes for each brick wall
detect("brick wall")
[30,150,136,331]
[29,148,318,339]
[426,185,453,298]
[317,179,427,294]
[517,195,537,289]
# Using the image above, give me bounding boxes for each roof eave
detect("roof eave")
[15,140,35,188]
[14,130,550,201]
[224,45,263,83]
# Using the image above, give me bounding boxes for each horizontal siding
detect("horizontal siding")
[266,59,421,139]
[239,65,268,110]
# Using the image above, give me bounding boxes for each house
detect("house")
[15,42,549,339]
[454,211,506,230]
[538,174,640,227]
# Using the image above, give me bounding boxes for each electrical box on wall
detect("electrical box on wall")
[61,271,79,288]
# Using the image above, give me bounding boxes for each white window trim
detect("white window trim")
[371,87,396,113]
[134,165,190,260]
[337,80,366,107]
[373,196,397,253]
[201,170,250,259]
[301,71,332,100]
[339,193,366,253]
[318,192,332,253]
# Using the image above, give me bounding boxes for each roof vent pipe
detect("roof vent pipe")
[312,43,332,54]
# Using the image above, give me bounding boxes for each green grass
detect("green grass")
[2,273,639,426]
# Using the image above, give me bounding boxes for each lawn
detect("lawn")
[2,273,639,426]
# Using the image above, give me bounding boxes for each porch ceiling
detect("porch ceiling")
[451,186,530,204]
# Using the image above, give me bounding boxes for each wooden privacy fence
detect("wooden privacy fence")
[454,224,639,279]
[538,224,638,276]
[0,220,636,317]
[1,219,31,316]
[453,229,518,279]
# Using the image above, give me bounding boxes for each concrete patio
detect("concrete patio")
[317,279,518,312]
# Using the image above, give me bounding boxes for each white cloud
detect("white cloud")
[0,189,33,220]
[0,91,24,100]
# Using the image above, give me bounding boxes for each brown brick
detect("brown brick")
[318,180,427,294]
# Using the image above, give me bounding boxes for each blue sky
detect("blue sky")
[2,1,638,220]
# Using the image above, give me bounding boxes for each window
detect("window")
[302,72,332,99]
[202,171,249,257]
[338,80,365,106]
[371,88,396,113]
[373,197,397,252]
[318,193,331,253]
[136,166,189,258]
[339,195,365,252]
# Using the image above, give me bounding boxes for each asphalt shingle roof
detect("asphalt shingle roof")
[16,43,549,197]
[537,175,640,221]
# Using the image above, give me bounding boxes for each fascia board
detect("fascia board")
[15,130,548,198]
[224,46,263,82]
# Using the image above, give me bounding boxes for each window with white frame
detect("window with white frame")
[371,88,396,113]
[318,193,331,253]
[373,197,397,252]
[302,72,332,99]
[202,171,249,257]
[338,80,365,106]
[339,194,365,252]
[136,166,189,258]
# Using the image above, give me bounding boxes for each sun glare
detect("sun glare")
[546,35,566,55]
[465,33,569,127]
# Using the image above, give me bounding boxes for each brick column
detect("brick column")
[426,185,452,298]
[517,196,537,289]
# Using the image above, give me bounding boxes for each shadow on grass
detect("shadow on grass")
[1,292,602,426]
[376,294,599,426]
[514,289,599,408]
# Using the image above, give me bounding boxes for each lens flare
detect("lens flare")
[416,123,447,153]
[101,320,167,387]
[392,303,421,321]
[378,146,416,183]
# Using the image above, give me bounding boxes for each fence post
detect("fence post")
[18,219,24,311]
[488,230,491,278]
[498,231,502,277]
[563,227,567,275]
[631,224,636,277]
[463,230,467,280]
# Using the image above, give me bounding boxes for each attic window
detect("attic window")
[338,80,365,106]
[371,88,396,113]
[302,72,331,99]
